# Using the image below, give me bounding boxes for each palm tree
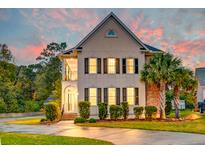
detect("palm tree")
[170,67,195,119]
[141,53,181,119]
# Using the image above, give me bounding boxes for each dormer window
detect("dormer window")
[106,29,117,38]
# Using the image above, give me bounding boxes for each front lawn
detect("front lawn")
[7,118,41,125]
[78,111,205,135]
[0,132,113,145]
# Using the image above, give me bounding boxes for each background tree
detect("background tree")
[141,53,181,119]
[0,44,13,62]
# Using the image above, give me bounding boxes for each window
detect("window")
[106,29,117,37]
[127,58,134,73]
[108,88,116,105]
[127,88,134,105]
[89,88,97,105]
[108,58,116,74]
[89,58,97,74]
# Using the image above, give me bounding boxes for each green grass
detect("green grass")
[0,132,113,145]
[78,110,205,135]
[7,118,42,125]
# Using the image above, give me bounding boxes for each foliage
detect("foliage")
[145,106,157,120]
[52,79,62,99]
[78,101,90,119]
[45,102,61,121]
[141,53,181,119]
[89,118,97,123]
[74,117,86,123]
[165,101,172,116]
[0,44,13,62]
[97,102,108,120]
[0,97,6,113]
[121,102,129,120]
[133,106,144,119]
[109,105,123,120]
[24,101,40,112]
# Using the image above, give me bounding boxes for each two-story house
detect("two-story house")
[59,12,162,119]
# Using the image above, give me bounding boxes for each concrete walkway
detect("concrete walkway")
[1,117,205,145]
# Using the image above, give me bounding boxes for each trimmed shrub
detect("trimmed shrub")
[97,102,108,120]
[89,118,97,123]
[133,106,144,119]
[25,101,40,112]
[45,102,61,121]
[109,105,123,120]
[121,102,129,120]
[40,118,47,122]
[74,117,86,124]
[165,101,172,116]
[78,101,90,119]
[0,98,6,113]
[145,106,157,120]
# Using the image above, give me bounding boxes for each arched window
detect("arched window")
[106,29,117,37]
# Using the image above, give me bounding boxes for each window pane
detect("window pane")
[108,58,116,74]
[89,58,97,74]
[108,88,116,105]
[89,88,97,105]
[127,58,134,73]
[127,88,134,105]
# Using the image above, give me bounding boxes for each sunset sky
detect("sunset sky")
[0,8,205,70]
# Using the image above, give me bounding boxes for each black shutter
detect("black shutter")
[85,58,89,74]
[122,88,127,102]
[97,88,102,103]
[134,58,138,74]
[122,58,126,74]
[135,88,139,105]
[103,58,107,74]
[97,58,101,74]
[116,88,120,105]
[104,88,108,103]
[116,58,120,74]
[85,88,89,101]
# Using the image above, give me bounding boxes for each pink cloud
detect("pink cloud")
[11,43,46,65]
[173,39,205,70]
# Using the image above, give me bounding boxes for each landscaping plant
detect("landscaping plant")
[74,117,86,123]
[109,105,123,120]
[78,101,90,119]
[121,102,129,120]
[133,106,144,119]
[0,98,6,113]
[89,118,97,123]
[145,106,157,120]
[45,102,61,121]
[97,102,108,120]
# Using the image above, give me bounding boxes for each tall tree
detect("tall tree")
[0,44,13,62]
[170,67,196,118]
[141,53,181,119]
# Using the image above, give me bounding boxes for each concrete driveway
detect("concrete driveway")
[1,117,205,145]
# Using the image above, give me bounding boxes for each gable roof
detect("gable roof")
[64,12,162,54]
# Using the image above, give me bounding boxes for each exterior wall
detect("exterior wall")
[146,84,160,111]
[197,85,205,102]
[77,17,146,115]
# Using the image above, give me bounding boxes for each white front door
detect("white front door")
[64,86,78,113]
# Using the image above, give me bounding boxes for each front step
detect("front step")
[61,113,78,120]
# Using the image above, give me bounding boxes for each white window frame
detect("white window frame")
[127,88,135,105]
[89,88,97,106]
[126,58,134,74]
[107,58,116,74]
[89,58,97,74]
[108,88,116,105]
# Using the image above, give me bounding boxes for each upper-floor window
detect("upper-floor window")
[103,58,120,74]
[122,58,138,74]
[127,58,134,73]
[108,58,116,74]
[85,58,101,74]
[106,29,117,38]
[89,58,97,74]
